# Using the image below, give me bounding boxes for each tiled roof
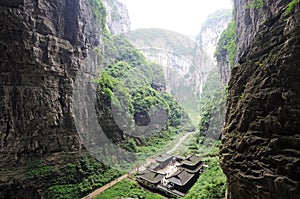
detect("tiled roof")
[155,153,173,163]
[137,170,165,184]
[181,153,202,166]
[179,163,203,173]
[165,169,195,186]
[157,184,185,197]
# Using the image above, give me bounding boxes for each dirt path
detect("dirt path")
[82,131,196,199]
[81,174,128,199]
[166,131,196,154]
[137,131,196,172]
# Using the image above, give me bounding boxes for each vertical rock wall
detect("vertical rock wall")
[0,0,80,156]
[216,51,231,86]
[220,0,300,198]
[103,0,130,34]
[0,0,104,196]
[197,9,232,62]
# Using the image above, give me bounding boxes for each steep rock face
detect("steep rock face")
[0,0,104,197]
[0,0,84,155]
[215,20,236,86]
[197,9,232,62]
[127,28,214,96]
[103,0,130,34]
[220,0,300,198]
[127,29,215,124]
[216,51,230,86]
[139,48,202,98]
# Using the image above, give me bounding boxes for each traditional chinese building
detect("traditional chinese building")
[136,169,165,189]
[136,153,205,197]
[178,153,204,173]
[159,169,199,197]
[155,153,174,169]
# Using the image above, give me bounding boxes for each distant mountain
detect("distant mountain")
[127,28,197,56]
[197,9,232,61]
[126,28,215,125]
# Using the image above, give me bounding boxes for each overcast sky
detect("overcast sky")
[118,0,233,36]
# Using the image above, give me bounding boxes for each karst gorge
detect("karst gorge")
[0,0,299,198]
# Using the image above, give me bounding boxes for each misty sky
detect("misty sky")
[119,0,233,36]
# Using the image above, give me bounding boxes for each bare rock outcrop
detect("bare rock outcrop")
[197,9,232,62]
[220,0,300,198]
[0,0,104,197]
[103,0,130,34]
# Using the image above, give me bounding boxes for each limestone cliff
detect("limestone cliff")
[216,50,231,86]
[220,0,300,198]
[215,19,236,86]
[126,28,215,95]
[0,0,101,156]
[197,9,232,62]
[0,0,106,197]
[126,28,215,124]
[103,0,130,34]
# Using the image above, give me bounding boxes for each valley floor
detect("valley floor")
[82,131,196,198]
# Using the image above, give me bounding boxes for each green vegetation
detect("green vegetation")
[25,154,124,199]
[48,184,81,199]
[90,0,194,175]
[171,68,227,199]
[134,127,179,157]
[95,32,193,146]
[197,9,232,42]
[172,134,226,199]
[246,0,264,9]
[47,156,123,199]
[95,179,164,199]
[24,2,130,198]
[183,156,226,199]
[21,1,197,199]
[88,0,107,31]
[49,0,216,198]
[127,29,209,127]
[97,139,226,199]
[26,159,58,179]
[215,19,236,68]
[95,56,190,132]
[179,69,227,199]
[195,69,226,146]
[285,0,299,15]
[85,127,187,172]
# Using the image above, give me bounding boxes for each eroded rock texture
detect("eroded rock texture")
[0,0,104,197]
[216,50,231,86]
[220,0,300,198]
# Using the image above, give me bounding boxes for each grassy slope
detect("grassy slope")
[95,179,164,199]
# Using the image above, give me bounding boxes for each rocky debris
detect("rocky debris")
[220,0,300,198]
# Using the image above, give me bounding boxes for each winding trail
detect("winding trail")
[82,131,196,199]
[166,131,196,154]
[81,174,128,199]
